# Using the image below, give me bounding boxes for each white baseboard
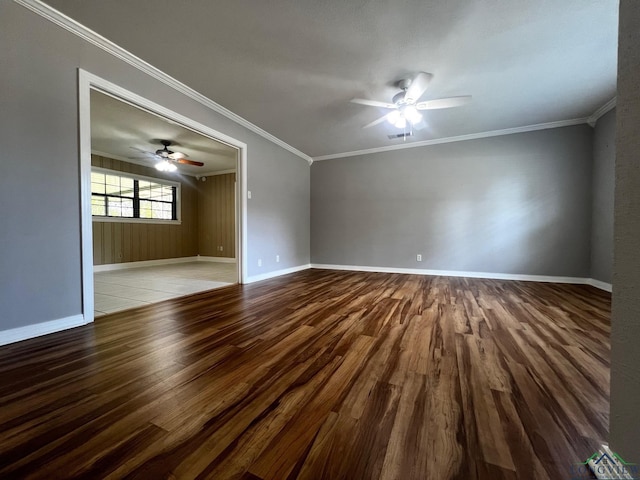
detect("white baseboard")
[94,256,199,272]
[587,278,613,292]
[0,265,610,348]
[197,255,236,264]
[310,263,612,291]
[244,264,311,284]
[0,314,89,347]
[94,255,237,272]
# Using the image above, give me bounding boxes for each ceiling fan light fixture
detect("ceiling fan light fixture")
[386,110,401,125]
[386,107,421,129]
[394,117,407,129]
[155,160,177,172]
[403,105,422,124]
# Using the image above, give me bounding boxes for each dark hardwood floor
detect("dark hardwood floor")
[0,269,611,479]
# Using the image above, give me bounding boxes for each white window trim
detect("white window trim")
[92,217,182,225]
[91,166,182,224]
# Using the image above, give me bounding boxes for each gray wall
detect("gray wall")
[312,125,594,277]
[0,2,310,332]
[247,139,310,274]
[610,0,640,461]
[590,108,616,284]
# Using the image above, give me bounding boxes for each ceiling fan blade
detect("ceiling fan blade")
[350,98,398,109]
[129,147,158,158]
[404,72,433,104]
[176,158,204,167]
[362,114,390,129]
[416,96,472,110]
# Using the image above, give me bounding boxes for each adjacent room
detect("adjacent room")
[1,1,639,479]
[90,90,239,316]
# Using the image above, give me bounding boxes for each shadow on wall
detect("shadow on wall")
[311,126,593,277]
[425,177,563,273]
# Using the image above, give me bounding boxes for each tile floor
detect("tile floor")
[94,261,237,317]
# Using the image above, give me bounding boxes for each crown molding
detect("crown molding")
[14,0,313,166]
[12,0,615,166]
[587,97,617,127]
[311,97,617,162]
[312,117,589,161]
[202,169,237,177]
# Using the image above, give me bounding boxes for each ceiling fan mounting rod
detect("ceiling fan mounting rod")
[397,78,411,91]
[157,140,174,157]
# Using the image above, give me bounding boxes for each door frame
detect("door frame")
[78,69,248,323]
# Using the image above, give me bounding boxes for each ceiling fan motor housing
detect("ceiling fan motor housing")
[397,78,412,90]
[390,78,414,106]
[393,91,409,106]
[156,140,174,157]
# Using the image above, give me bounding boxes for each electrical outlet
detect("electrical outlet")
[416,254,422,262]
[276,255,280,263]
[258,258,262,267]
[218,246,223,251]
[248,190,252,199]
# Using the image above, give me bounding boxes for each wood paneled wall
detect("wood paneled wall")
[198,173,236,258]
[92,155,199,265]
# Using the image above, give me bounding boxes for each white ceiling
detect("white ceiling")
[91,90,237,175]
[49,0,619,158]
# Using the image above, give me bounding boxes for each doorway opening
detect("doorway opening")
[79,69,248,321]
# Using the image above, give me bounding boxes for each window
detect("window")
[91,168,180,223]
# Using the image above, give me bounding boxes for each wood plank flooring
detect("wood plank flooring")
[0,270,611,479]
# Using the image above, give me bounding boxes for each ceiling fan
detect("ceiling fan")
[132,140,204,172]
[351,72,471,131]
